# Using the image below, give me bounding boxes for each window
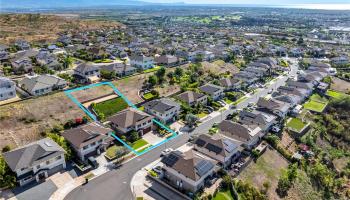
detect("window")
[56,155,61,160]
[83,146,88,150]
[92,142,96,146]
[36,165,41,170]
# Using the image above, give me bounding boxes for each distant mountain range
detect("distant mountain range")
[0,0,185,9]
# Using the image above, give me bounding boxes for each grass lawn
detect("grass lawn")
[213,189,233,200]
[286,118,307,132]
[310,93,328,103]
[105,145,125,160]
[131,139,148,150]
[326,89,348,99]
[143,66,161,73]
[137,145,152,153]
[303,100,327,113]
[233,96,248,105]
[143,92,155,100]
[224,98,233,104]
[93,97,128,117]
[196,112,208,119]
[93,59,113,63]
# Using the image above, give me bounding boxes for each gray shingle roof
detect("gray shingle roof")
[177,91,207,104]
[144,98,180,114]
[19,74,67,92]
[199,84,224,95]
[3,138,65,171]
[107,108,153,129]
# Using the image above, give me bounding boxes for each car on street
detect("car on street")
[161,148,173,156]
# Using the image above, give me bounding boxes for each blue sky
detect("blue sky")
[146,0,350,4]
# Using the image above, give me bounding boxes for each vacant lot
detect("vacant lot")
[0,14,122,44]
[93,97,128,117]
[238,148,289,200]
[330,77,350,94]
[202,60,240,75]
[0,92,85,149]
[326,89,348,99]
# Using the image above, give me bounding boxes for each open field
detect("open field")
[326,89,348,99]
[238,148,289,200]
[0,92,85,149]
[330,77,350,94]
[92,97,128,117]
[202,60,240,75]
[0,14,123,44]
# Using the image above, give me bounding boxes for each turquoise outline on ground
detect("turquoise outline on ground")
[64,82,178,156]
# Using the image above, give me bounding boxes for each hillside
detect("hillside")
[0,14,123,44]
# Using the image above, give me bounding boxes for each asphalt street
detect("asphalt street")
[65,59,298,200]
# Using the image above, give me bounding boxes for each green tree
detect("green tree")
[46,133,72,160]
[148,75,158,87]
[130,131,140,143]
[174,67,183,78]
[0,156,16,188]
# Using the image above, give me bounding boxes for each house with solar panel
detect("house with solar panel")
[161,150,216,193]
[194,134,240,168]
[2,138,66,186]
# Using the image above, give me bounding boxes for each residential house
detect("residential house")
[194,134,240,167]
[199,84,224,101]
[274,94,302,107]
[11,57,33,73]
[234,71,259,85]
[62,122,113,161]
[0,77,16,101]
[161,150,216,193]
[219,78,241,91]
[144,98,181,124]
[107,108,154,136]
[74,63,100,83]
[19,74,67,96]
[100,62,136,77]
[0,50,9,61]
[3,138,66,186]
[331,56,349,66]
[277,85,311,101]
[218,120,262,149]
[286,80,314,91]
[176,91,208,107]
[15,40,30,50]
[256,97,291,118]
[155,55,178,67]
[238,110,277,132]
[130,54,154,70]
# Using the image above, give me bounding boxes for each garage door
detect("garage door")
[143,127,151,134]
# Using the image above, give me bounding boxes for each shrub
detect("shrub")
[2,145,11,153]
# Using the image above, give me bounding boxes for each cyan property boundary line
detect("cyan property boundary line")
[64,82,178,156]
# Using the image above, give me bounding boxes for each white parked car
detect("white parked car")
[161,148,173,156]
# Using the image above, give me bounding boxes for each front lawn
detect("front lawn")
[131,139,148,150]
[224,98,233,104]
[92,97,129,117]
[213,189,233,200]
[303,100,327,113]
[105,145,128,160]
[196,112,208,119]
[233,96,248,105]
[286,118,307,132]
[326,89,348,99]
[143,66,161,73]
[143,92,155,100]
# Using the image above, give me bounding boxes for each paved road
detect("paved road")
[65,59,298,200]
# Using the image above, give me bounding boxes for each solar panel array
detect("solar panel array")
[161,153,179,167]
[205,143,222,154]
[223,139,237,153]
[195,138,206,147]
[195,160,214,177]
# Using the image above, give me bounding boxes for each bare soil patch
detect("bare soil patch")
[238,148,289,200]
[330,77,350,94]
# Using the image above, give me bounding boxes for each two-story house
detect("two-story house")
[194,134,240,167]
[143,98,181,124]
[256,97,291,119]
[199,84,224,101]
[74,63,100,83]
[19,74,67,96]
[62,122,113,161]
[219,78,241,91]
[218,120,262,149]
[0,77,16,101]
[107,108,154,136]
[238,110,277,132]
[3,138,66,186]
[176,91,208,107]
[161,150,216,193]
[129,54,154,70]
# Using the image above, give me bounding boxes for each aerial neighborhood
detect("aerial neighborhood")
[0,5,350,200]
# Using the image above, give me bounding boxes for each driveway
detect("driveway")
[12,180,57,200]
